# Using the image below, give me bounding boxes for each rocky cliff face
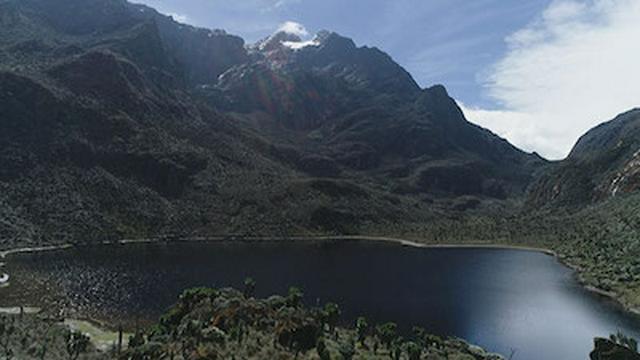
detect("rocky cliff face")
[211,30,420,128]
[208,27,544,200]
[11,0,249,84]
[527,109,640,207]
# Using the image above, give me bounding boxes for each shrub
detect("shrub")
[356,317,369,345]
[322,303,341,334]
[376,322,398,349]
[286,287,304,308]
[64,330,90,360]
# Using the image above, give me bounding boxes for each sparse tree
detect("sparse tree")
[32,320,56,360]
[287,287,304,308]
[376,322,397,349]
[243,277,256,299]
[356,317,369,346]
[0,316,16,360]
[65,330,90,360]
[610,331,639,352]
[323,303,341,335]
[390,337,404,360]
[412,326,426,346]
[404,341,422,360]
[316,338,331,360]
[338,338,356,360]
[128,330,145,348]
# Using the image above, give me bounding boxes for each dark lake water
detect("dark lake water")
[2,240,640,360]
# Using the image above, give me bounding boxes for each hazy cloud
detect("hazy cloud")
[273,0,302,9]
[464,0,640,160]
[277,21,309,37]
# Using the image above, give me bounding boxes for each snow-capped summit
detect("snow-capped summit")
[282,37,320,50]
[252,22,326,52]
[254,31,302,52]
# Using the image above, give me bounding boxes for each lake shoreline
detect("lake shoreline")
[1,235,638,318]
[0,235,558,258]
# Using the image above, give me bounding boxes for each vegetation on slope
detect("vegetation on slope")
[591,333,640,360]
[121,286,504,360]
[1,0,640,357]
[0,0,545,251]
[0,313,100,359]
[371,191,640,311]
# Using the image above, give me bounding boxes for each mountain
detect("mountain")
[0,0,282,245]
[210,29,420,126]
[0,0,545,247]
[5,0,248,81]
[527,109,640,207]
[205,28,544,200]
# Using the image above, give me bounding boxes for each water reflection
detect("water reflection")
[1,241,639,360]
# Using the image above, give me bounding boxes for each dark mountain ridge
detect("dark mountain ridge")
[209,27,544,200]
[527,109,640,207]
[0,0,576,248]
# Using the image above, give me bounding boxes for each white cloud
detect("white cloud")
[459,103,569,158]
[277,21,309,37]
[167,12,190,24]
[465,0,640,160]
[273,0,302,8]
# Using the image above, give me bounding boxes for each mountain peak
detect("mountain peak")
[425,84,449,97]
[254,31,303,52]
[251,28,362,55]
[313,30,356,50]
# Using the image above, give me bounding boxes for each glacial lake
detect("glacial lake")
[2,240,640,360]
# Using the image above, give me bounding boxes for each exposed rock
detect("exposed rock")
[590,338,640,360]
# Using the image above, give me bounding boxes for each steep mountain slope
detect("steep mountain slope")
[528,109,640,207]
[517,110,640,311]
[0,0,288,245]
[210,30,420,126]
[205,30,544,201]
[0,0,545,248]
[5,0,248,82]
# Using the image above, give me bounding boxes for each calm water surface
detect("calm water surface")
[2,241,639,360]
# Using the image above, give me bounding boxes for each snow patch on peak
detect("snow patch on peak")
[281,32,332,50]
[255,31,301,52]
[282,39,320,50]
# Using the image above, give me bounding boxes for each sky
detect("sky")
[133,0,640,160]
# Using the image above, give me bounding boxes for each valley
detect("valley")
[0,0,639,359]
